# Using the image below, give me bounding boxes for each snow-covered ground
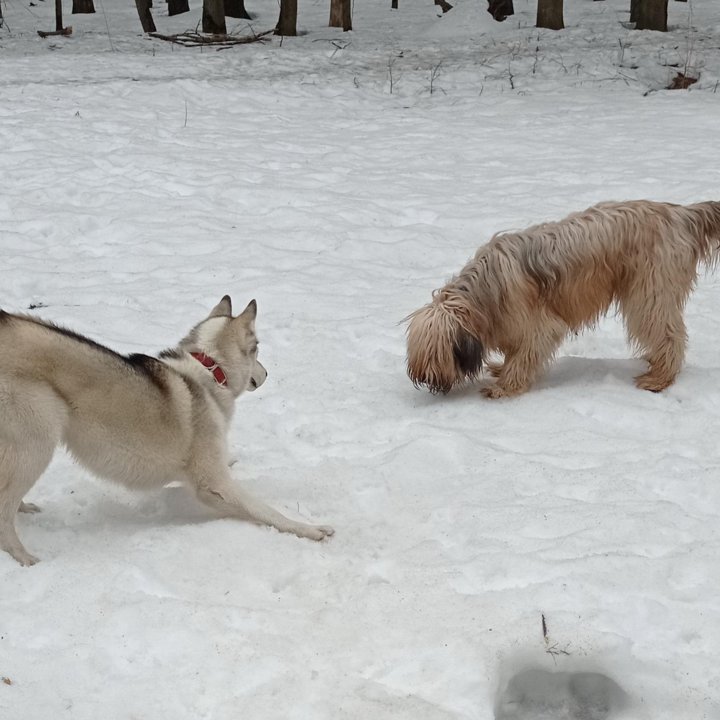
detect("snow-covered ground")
[1,1,719,718]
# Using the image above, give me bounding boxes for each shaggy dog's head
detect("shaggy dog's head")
[405,294,485,394]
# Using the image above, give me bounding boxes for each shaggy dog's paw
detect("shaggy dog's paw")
[481,382,529,399]
[480,384,510,399]
[634,373,673,393]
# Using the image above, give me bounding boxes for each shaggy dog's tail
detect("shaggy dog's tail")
[682,201,720,266]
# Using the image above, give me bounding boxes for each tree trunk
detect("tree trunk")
[630,0,640,22]
[536,0,563,30]
[487,0,513,21]
[55,0,64,31]
[634,0,668,30]
[37,0,71,35]
[225,0,251,19]
[72,0,95,13]
[275,0,297,36]
[329,0,351,30]
[135,0,156,32]
[203,0,227,33]
[168,0,190,15]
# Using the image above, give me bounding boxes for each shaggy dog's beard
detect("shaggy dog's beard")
[406,199,720,398]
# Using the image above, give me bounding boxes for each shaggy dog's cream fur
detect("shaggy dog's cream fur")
[406,200,720,398]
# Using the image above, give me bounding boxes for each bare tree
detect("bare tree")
[168,0,190,16]
[630,0,640,22]
[203,0,227,33]
[487,0,514,21]
[536,0,563,29]
[389,1,452,13]
[38,0,72,35]
[135,0,156,32]
[72,0,95,13]
[634,0,668,30]
[329,0,351,30]
[225,0,251,19]
[275,0,297,36]
[55,0,64,30]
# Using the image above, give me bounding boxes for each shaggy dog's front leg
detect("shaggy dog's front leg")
[482,323,565,398]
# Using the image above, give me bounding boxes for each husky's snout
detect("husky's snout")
[248,361,267,391]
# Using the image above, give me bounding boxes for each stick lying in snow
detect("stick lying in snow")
[149,29,272,48]
[37,26,72,38]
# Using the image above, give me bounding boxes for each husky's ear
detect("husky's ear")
[208,295,232,319]
[236,299,257,326]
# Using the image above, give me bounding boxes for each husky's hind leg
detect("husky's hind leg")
[0,439,55,566]
[0,384,62,565]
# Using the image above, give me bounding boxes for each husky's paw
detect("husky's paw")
[299,524,335,542]
[6,548,40,566]
[19,552,40,567]
[19,502,41,514]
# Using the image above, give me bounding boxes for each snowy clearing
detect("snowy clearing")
[1,1,719,718]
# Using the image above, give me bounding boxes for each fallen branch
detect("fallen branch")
[38,26,73,38]
[149,29,272,47]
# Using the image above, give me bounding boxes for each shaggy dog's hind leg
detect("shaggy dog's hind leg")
[621,282,689,393]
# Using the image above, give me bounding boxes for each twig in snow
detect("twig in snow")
[429,61,443,95]
[541,613,572,664]
[388,56,396,94]
[149,29,272,48]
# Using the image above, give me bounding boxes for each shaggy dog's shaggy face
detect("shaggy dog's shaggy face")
[406,292,486,394]
[406,200,720,398]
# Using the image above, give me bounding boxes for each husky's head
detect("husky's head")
[181,296,267,396]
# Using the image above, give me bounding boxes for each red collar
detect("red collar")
[191,352,228,387]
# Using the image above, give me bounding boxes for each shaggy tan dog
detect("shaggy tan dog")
[406,200,720,398]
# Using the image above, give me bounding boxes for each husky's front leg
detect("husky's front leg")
[191,467,334,541]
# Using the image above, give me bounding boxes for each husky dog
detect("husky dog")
[407,200,720,398]
[0,296,333,566]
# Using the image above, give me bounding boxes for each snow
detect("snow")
[1,0,720,718]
